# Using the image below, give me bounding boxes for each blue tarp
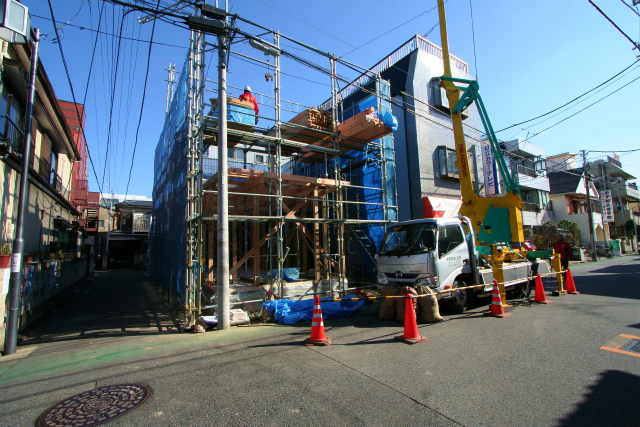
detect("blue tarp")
[267,267,300,282]
[262,294,364,325]
[210,102,256,126]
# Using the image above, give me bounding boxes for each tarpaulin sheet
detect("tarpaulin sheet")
[209,103,256,126]
[267,267,300,282]
[262,294,364,325]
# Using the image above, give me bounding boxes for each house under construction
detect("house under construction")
[150,13,401,324]
[150,7,480,325]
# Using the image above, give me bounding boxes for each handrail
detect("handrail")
[319,35,469,110]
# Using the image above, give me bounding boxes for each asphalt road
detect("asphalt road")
[1,256,639,427]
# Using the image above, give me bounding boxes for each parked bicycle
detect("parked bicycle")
[596,244,614,259]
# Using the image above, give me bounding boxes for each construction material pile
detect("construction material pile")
[288,107,334,132]
[338,107,394,143]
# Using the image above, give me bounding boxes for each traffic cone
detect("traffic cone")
[395,294,429,344]
[565,268,579,294]
[533,274,552,304]
[304,295,331,346]
[487,280,512,318]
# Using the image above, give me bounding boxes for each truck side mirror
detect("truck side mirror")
[424,230,435,250]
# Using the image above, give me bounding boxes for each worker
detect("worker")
[239,86,259,124]
[552,233,571,275]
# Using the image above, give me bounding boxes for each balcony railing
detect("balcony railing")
[133,218,150,232]
[513,164,537,178]
[0,115,24,156]
[319,34,469,109]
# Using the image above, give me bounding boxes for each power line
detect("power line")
[469,0,478,81]
[126,0,160,197]
[31,13,188,49]
[339,1,447,58]
[528,72,640,139]
[46,0,104,196]
[494,58,640,133]
[621,0,640,17]
[588,0,640,49]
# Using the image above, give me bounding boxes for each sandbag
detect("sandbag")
[417,286,444,323]
[379,285,397,321]
[395,286,418,323]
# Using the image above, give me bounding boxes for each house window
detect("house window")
[0,79,25,153]
[437,146,459,179]
[99,220,104,228]
[255,154,265,164]
[228,148,245,161]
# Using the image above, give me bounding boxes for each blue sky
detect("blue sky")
[22,0,640,197]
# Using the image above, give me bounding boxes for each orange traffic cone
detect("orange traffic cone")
[304,295,331,346]
[565,268,579,294]
[395,294,429,344]
[487,280,512,318]
[534,273,552,304]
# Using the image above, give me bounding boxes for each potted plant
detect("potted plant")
[0,242,12,269]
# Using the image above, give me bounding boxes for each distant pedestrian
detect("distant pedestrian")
[553,234,571,274]
[239,86,259,124]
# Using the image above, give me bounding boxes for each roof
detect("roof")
[115,200,153,209]
[547,168,584,195]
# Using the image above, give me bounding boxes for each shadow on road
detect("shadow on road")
[569,261,640,301]
[558,369,640,427]
[20,269,179,347]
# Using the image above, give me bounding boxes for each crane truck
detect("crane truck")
[376,0,562,313]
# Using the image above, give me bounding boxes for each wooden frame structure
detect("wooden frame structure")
[203,168,350,287]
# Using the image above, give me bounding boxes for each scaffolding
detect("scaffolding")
[150,8,398,325]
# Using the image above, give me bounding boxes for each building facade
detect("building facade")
[0,26,91,336]
[503,139,553,235]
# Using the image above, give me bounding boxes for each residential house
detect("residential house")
[590,156,639,253]
[0,21,90,335]
[108,199,152,268]
[503,139,553,236]
[546,166,605,245]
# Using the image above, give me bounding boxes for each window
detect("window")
[437,146,459,179]
[254,154,265,163]
[99,220,104,228]
[437,225,464,257]
[228,148,245,161]
[0,79,25,154]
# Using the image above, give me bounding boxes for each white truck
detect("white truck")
[375,216,552,313]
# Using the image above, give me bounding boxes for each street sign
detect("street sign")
[602,190,614,222]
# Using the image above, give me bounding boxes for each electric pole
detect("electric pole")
[4,29,39,356]
[582,150,597,261]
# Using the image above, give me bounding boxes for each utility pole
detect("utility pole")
[599,163,609,248]
[216,30,230,330]
[4,29,39,356]
[582,150,597,261]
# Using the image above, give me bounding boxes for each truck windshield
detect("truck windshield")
[379,223,437,256]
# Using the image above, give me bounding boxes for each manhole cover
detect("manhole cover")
[623,340,640,354]
[35,383,152,427]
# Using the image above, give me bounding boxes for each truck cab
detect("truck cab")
[376,217,548,313]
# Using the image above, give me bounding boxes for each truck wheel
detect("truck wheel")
[447,278,469,314]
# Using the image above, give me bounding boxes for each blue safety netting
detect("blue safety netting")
[262,294,364,325]
[150,55,190,300]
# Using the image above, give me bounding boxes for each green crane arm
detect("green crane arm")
[439,76,520,196]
